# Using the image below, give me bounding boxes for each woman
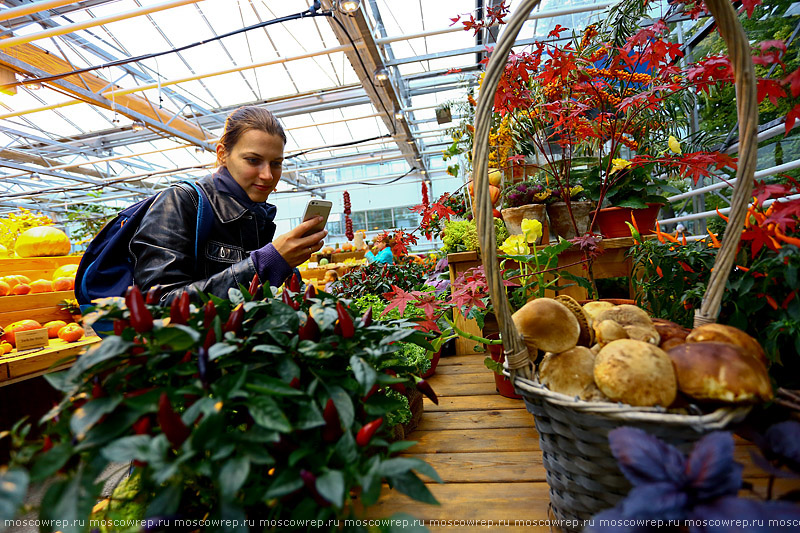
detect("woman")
[365,238,394,265]
[131,106,326,303]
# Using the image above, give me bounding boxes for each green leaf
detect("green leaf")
[65,336,133,384]
[616,198,649,209]
[43,370,71,392]
[264,468,303,499]
[388,471,439,505]
[334,430,358,464]
[219,456,250,497]
[253,306,298,335]
[145,482,182,518]
[328,386,355,429]
[350,356,377,396]
[294,400,325,430]
[247,376,305,396]
[101,435,151,463]
[30,442,73,481]
[252,344,285,354]
[309,303,339,331]
[227,288,245,305]
[40,466,98,533]
[0,468,29,528]
[316,470,345,508]
[387,440,418,454]
[70,396,122,439]
[154,324,200,351]
[389,513,428,533]
[379,457,442,483]
[208,343,238,361]
[249,396,292,433]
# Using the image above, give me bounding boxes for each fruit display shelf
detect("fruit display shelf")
[0,335,100,386]
[0,254,81,281]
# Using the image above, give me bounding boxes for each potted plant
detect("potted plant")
[499,179,550,242]
[2,279,443,525]
[543,161,596,240]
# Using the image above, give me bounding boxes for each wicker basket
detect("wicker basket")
[471,0,759,528]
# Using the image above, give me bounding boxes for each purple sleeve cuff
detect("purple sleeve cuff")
[250,243,292,288]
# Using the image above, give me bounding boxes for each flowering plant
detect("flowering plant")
[501,180,551,208]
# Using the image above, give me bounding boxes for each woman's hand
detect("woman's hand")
[272,216,328,267]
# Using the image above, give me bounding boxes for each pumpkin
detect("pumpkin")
[0,319,43,347]
[0,281,9,296]
[30,279,53,293]
[341,242,354,252]
[52,264,79,281]
[15,226,71,257]
[320,246,335,254]
[44,320,67,338]
[53,277,75,291]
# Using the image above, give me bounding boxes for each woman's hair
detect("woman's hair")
[217,106,286,162]
[324,269,339,281]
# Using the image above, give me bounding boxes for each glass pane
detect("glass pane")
[367,208,393,230]
[393,206,418,229]
[351,211,367,232]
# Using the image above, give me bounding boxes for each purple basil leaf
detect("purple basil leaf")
[609,427,686,485]
[620,482,688,521]
[686,432,742,501]
[689,497,800,533]
[749,449,800,479]
[764,421,800,473]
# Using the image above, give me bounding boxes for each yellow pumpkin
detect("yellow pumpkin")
[14,226,71,258]
[52,263,79,281]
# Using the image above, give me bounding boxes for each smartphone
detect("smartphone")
[301,199,332,236]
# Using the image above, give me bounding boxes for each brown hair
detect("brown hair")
[217,106,286,164]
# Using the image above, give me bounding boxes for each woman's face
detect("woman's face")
[217,129,285,203]
[374,241,386,251]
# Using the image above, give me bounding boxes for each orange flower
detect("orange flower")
[766,295,778,311]
[708,230,721,248]
[715,207,729,222]
[656,266,663,278]
[783,292,796,309]
[775,226,800,247]
[467,94,477,107]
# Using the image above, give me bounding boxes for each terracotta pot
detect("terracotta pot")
[593,203,662,239]
[486,335,522,399]
[546,201,594,240]
[501,204,547,244]
[420,349,441,379]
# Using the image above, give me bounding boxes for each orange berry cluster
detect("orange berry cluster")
[618,135,639,150]
[587,68,652,85]
[580,25,598,49]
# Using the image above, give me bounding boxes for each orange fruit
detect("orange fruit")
[0,319,43,347]
[1,275,29,289]
[0,280,9,296]
[44,320,68,338]
[53,277,75,291]
[52,264,79,281]
[30,279,53,293]
[57,323,84,343]
[0,342,12,355]
[11,284,31,296]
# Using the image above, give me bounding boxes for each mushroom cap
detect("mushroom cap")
[595,304,652,327]
[594,319,628,344]
[686,324,767,366]
[668,341,773,403]
[652,318,691,351]
[594,339,677,407]
[512,298,580,354]
[539,346,595,397]
[623,324,660,345]
[582,301,615,321]
[555,295,594,346]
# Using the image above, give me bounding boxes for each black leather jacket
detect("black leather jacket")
[131,174,277,304]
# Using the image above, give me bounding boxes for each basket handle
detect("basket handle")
[694,0,758,328]
[473,0,543,380]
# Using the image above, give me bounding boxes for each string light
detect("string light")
[338,0,361,13]
[131,120,145,131]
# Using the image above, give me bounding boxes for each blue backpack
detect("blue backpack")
[75,181,213,313]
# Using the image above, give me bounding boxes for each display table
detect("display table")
[0,335,100,386]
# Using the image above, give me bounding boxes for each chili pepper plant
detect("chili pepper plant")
[2,276,442,530]
[332,261,432,300]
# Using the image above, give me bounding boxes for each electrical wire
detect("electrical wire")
[0,2,331,90]
[285,133,393,159]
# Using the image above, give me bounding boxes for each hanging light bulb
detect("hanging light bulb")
[373,67,389,82]
[195,146,204,154]
[131,120,145,131]
[24,79,42,90]
[394,110,404,121]
[30,172,40,181]
[338,0,361,13]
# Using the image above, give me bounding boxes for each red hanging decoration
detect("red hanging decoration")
[421,181,429,209]
[343,191,354,241]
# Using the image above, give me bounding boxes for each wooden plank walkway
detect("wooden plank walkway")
[363,351,800,532]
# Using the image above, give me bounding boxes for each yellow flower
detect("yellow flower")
[521,218,542,243]
[668,135,682,154]
[610,158,631,175]
[500,234,528,255]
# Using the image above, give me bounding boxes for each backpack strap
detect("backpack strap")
[176,180,214,263]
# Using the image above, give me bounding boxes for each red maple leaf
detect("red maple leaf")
[752,180,791,204]
[785,103,800,135]
[548,24,567,39]
[741,0,763,18]
[757,79,786,106]
[446,68,462,74]
[783,68,800,98]
[381,285,425,317]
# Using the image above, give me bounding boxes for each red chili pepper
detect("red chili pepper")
[282,289,299,310]
[385,369,406,394]
[203,301,217,329]
[180,350,192,364]
[91,379,105,399]
[248,273,260,297]
[42,435,53,452]
[289,377,301,389]
[252,283,263,300]
[363,383,378,401]
[223,303,244,335]
[298,316,319,342]
[145,285,162,305]
[289,272,301,293]
[169,297,185,325]
[336,301,354,338]
[361,307,372,327]
[203,329,216,351]
[132,416,152,435]
[322,398,342,442]
[304,284,317,301]
[361,271,367,282]
[114,319,129,336]
[416,379,439,405]
[356,417,383,446]
[123,386,156,399]
[126,286,153,333]
[157,393,190,448]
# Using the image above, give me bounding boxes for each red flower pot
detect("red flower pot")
[486,335,521,399]
[420,349,441,379]
[593,203,662,238]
